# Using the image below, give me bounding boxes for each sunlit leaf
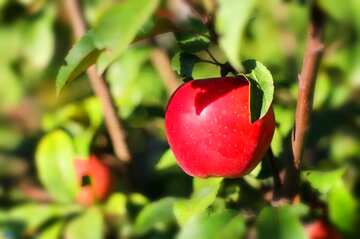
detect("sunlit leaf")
[256,206,306,239]
[56,31,101,94]
[177,210,245,239]
[104,193,127,217]
[35,130,78,202]
[216,0,256,70]
[23,5,55,69]
[133,197,175,236]
[243,60,274,122]
[328,182,359,234]
[37,221,64,239]
[93,0,160,72]
[65,207,104,239]
[156,148,178,171]
[0,64,23,111]
[302,168,345,195]
[174,178,223,225]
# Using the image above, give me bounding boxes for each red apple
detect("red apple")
[165,76,275,178]
[306,220,342,239]
[74,155,111,206]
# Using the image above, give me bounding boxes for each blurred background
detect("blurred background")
[0,0,359,238]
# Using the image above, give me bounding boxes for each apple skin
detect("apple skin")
[165,76,275,178]
[306,220,342,239]
[74,155,111,206]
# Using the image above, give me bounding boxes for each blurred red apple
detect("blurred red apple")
[165,76,275,178]
[306,220,342,239]
[74,155,111,206]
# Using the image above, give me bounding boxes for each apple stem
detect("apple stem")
[64,0,131,162]
[282,3,325,201]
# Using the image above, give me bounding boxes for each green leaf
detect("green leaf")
[171,52,201,79]
[0,64,23,112]
[215,0,256,70]
[156,149,177,171]
[243,60,274,122]
[129,193,149,206]
[274,106,294,136]
[23,5,55,69]
[56,31,101,94]
[0,23,22,64]
[214,214,246,239]
[177,210,245,239]
[302,168,345,195]
[133,197,175,236]
[35,130,78,203]
[104,193,127,217]
[106,47,165,118]
[65,207,104,239]
[256,206,306,239]
[174,178,223,225]
[317,0,352,22]
[313,73,331,109]
[330,133,360,163]
[6,204,80,236]
[328,182,359,234]
[175,18,210,53]
[83,97,103,128]
[8,204,58,234]
[37,221,64,239]
[92,0,160,72]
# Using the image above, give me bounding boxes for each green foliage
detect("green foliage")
[171,52,201,79]
[174,178,223,225]
[216,0,256,70]
[175,18,210,53]
[65,207,104,239]
[0,0,359,238]
[302,168,345,195]
[133,198,175,236]
[156,148,177,171]
[177,210,245,239]
[328,183,359,234]
[0,64,23,111]
[57,0,160,93]
[106,47,166,117]
[35,130,78,203]
[243,60,274,122]
[256,206,307,239]
[56,31,101,94]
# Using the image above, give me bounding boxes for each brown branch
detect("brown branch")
[282,4,325,201]
[150,48,181,94]
[19,182,53,203]
[64,0,131,162]
[292,6,324,169]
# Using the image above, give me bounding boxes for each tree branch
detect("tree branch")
[150,48,181,94]
[282,4,325,200]
[292,6,324,169]
[63,0,131,162]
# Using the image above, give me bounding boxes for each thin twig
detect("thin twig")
[150,48,181,94]
[205,49,222,65]
[282,4,325,200]
[20,182,53,203]
[63,0,131,162]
